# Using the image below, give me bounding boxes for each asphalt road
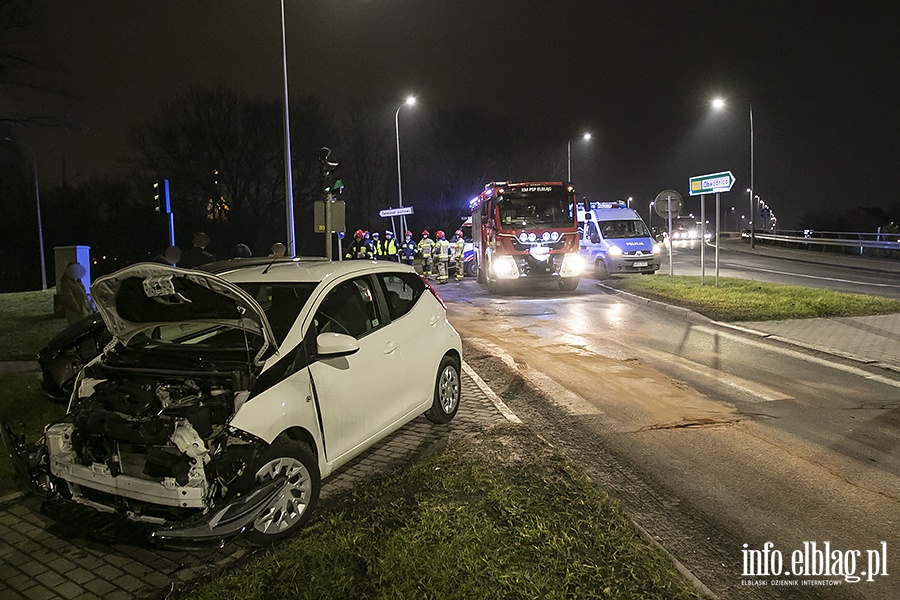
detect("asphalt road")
[440,267,900,599]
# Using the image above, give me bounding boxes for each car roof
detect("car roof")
[206,257,418,285]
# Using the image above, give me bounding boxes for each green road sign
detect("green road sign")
[689,171,735,196]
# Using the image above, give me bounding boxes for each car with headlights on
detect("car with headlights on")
[2,258,462,546]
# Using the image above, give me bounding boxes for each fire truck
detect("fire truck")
[470,181,583,293]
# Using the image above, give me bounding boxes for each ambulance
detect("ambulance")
[577,201,662,279]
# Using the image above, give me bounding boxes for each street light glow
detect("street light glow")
[712,97,726,110]
[583,132,592,141]
[405,95,416,106]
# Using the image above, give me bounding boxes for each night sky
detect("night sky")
[12,0,900,230]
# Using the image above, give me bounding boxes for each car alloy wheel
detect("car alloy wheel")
[426,355,460,424]
[248,442,320,544]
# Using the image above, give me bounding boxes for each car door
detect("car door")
[306,275,404,462]
[375,271,438,410]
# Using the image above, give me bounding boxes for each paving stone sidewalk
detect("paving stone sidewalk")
[0,370,509,600]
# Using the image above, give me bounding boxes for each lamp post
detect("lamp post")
[394,95,416,235]
[3,137,47,290]
[279,0,296,256]
[712,97,755,248]
[566,132,591,182]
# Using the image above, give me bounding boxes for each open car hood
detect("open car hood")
[91,263,276,363]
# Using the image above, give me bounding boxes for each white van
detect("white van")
[577,202,662,279]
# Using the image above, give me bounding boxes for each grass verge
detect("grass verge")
[0,371,66,496]
[614,275,900,322]
[0,289,68,360]
[181,424,703,600]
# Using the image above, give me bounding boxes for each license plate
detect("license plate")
[632,261,648,268]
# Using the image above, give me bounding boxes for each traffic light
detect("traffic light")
[153,179,171,215]
[319,147,342,196]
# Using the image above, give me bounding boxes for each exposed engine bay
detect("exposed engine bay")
[45,363,263,526]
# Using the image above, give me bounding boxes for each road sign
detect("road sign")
[760,208,770,218]
[654,190,683,218]
[689,171,735,196]
[379,206,414,218]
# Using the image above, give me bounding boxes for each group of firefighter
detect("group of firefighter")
[344,228,466,283]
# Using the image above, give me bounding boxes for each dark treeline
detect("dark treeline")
[1,84,567,291]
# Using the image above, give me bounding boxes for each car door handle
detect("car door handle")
[428,316,440,327]
[384,342,399,354]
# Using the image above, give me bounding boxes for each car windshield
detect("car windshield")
[498,193,574,229]
[127,282,318,349]
[237,282,318,344]
[600,219,651,239]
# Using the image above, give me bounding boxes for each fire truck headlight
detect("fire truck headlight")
[652,243,662,255]
[492,255,520,279]
[559,253,584,276]
[541,232,551,241]
[518,233,529,243]
[527,232,537,242]
[607,245,623,257]
[550,231,560,241]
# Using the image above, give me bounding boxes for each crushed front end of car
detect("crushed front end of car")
[2,264,297,547]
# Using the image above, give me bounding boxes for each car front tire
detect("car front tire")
[246,441,320,545]
[426,355,460,424]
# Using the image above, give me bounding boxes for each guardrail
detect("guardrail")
[741,229,900,258]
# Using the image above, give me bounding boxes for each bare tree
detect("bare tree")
[128,86,336,255]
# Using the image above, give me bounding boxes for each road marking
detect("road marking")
[692,325,900,389]
[462,359,522,424]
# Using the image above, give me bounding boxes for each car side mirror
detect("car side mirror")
[316,332,359,357]
[590,234,600,244]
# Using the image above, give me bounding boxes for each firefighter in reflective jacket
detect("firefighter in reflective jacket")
[418,230,435,277]
[435,230,451,284]
[400,231,417,267]
[453,229,465,280]
[344,229,373,260]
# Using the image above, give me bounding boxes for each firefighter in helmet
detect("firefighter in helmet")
[435,230,451,284]
[418,230,435,277]
[453,229,466,281]
[345,229,372,260]
[400,230,417,267]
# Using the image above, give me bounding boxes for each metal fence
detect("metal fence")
[741,229,900,259]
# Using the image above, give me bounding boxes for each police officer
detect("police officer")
[400,230,417,267]
[371,232,382,259]
[382,231,400,262]
[435,230,451,284]
[418,230,435,277]
[453,229,466,281]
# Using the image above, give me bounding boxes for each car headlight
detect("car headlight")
[652,243,662,255]
[559,253,584,277]
[492,255,520,279]
[607,245,623,256]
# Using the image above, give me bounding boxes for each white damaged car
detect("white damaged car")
[3,258,462,545]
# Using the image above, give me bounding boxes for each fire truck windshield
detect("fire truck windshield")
[498,193,573,230]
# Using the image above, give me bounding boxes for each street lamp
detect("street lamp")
[712,97,755,248]
[279,0,296,256]
[3,137,47,290]
[567,132,591,182]
[395,95,416,234]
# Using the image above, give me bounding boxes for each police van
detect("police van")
[577,202,662,279]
